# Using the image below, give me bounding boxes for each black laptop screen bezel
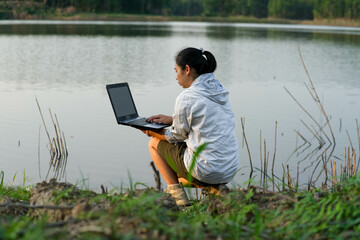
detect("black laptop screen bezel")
[106,82,139,123]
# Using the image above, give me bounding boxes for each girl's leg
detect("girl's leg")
[148,137,190,206]
[148,137,178,185]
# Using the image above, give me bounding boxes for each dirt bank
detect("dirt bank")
[0,179,297,239]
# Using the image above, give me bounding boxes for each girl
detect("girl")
[143,47,239,206]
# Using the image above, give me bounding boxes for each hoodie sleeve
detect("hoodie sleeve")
[165,92,191,143]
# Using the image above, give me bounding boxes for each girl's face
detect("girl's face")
[174,64,195,88]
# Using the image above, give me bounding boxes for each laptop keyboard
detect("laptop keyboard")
[128,117,165,127]
[128,118,148,125]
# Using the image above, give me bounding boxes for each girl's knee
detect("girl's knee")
[148,137,160,150]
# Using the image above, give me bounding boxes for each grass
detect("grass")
[0,171,31,202]
[0,186,31,202]
[274,179,360,239]
[1,174,360,239]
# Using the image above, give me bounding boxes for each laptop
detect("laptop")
[106,82,170,131]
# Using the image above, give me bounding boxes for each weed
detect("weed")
[0,216,50,240]
[51,186,75,204]
[22,170,30,188]
[0,171,4,188]
[1,176,360,239]
[187,143,208,184]
[0,184,31,202]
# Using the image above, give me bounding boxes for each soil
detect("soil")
[0,179,296,239]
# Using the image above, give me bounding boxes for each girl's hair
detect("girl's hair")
[175,47,217,75]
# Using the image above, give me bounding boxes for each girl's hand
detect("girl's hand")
[141,130,151,137]
[146,114,173,125]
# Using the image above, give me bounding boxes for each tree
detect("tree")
[314,0,345,19]
[202,0,225,16]
[247,0,269,18]
[15,0,360,20]
[268,0,314,20]
[344,0,360,19]
[236,0,251,16]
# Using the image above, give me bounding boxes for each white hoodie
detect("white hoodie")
[165,73,239,184]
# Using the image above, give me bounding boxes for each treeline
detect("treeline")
[2,0,360,20]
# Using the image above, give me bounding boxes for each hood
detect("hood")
[189,73,229,105]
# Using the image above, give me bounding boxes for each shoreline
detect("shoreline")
[5,13,360,28]
[1,177,360,239]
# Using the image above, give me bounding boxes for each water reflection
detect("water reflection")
[0,21,359,45]
[204,25,360,46]
[0,22,172,37]
[1,20,359,47]
[311,31,360,46]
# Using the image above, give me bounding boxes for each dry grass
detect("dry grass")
[35,96,68,182]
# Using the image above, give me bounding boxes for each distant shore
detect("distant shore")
[8,13,360,28]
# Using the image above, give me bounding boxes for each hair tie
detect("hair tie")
[199,47,205,54]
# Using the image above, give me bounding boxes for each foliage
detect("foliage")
[344,0,360,19]
[0,186,31,202]
[1,176,360,238]
[247,0,269,18]
[187,143,208,184]
[0,216,47,240]
[2,0,360,20]
[268,0,314,20]
[272,176,360,238]
[0,171,31,202]
[313,0,360,19]
[0,171,4,189]
[313,0,345,19]
[169,0,204,16]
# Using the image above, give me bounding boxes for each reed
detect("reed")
[35,96,68,181]
[240,117,253,187]
[150,161,161,191]
[38,125,41,179]
[321,150,328,189]
[260,130,263,187]
[240,118,285,192]
[317,146,359,190]
[238,48,360,194]
[356,119,360,171]
[272,121,277,191]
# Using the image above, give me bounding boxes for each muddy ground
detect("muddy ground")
[0,179,295,239]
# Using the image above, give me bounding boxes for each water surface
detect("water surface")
[0,21,359,190]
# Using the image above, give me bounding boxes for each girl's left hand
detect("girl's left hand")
[140,129,167,140]
[141,130,152,137]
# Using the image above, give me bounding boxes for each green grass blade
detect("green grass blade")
[0,171,4,188]
[187,143,208,184]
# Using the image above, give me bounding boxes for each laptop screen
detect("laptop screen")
[106,83,138,122]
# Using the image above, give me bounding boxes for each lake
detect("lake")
[0,20,360,191]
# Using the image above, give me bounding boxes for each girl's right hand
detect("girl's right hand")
[146,114,173,125]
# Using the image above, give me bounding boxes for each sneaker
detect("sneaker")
[165,184,191,206]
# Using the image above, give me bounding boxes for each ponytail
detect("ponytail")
[175,47,217,76]
[201,50,217,74]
